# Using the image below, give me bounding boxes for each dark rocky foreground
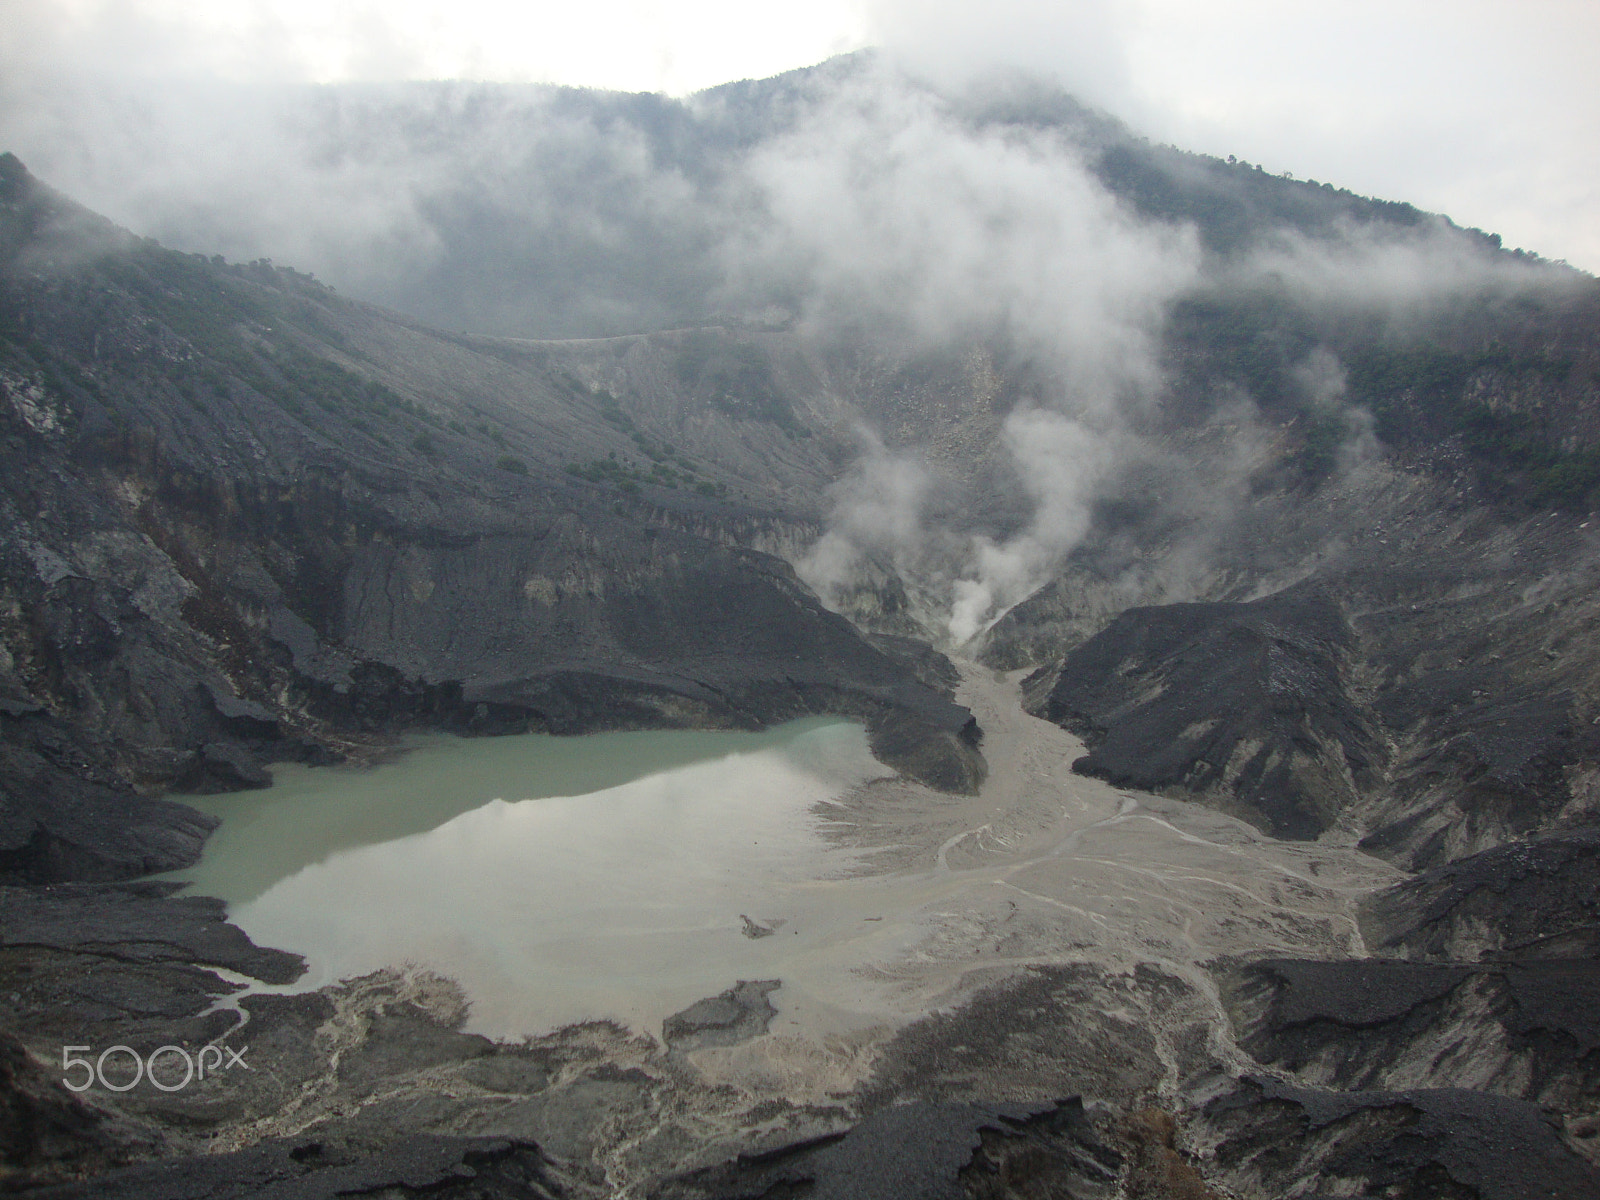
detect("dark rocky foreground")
[3,142,1600,1197]
[7,939,1596,1198]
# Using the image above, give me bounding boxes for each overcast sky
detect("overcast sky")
[5,0,1597,272]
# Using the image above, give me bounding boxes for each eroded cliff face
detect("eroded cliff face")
[4,138,1600,1199]
[1029,588,1378,840]
[1021,513,1600,862]
[0,156,992,885]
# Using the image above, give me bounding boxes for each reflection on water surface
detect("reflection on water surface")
[172,720,909,1036]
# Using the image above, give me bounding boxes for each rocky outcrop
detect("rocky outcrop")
[0,882,304,983]
[653,1099,1127,1200]
[1020,486,1600,859]
[662,1077,1600,1200]
[1360,829,1600,961]
[1027,588,1380,839]
[0,737,218,883]
[1196,1076,1600,1200]
[0,1030,167,1192]
[661,980,779,1052]
[1220,957,1600,1111]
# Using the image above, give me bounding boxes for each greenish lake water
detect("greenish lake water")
[170,719,910,1038]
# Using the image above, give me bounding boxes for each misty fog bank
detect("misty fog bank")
[4,52,1588,643]
[3,54,1556,338]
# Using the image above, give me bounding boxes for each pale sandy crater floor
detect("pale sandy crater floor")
[668,663,1401,1099]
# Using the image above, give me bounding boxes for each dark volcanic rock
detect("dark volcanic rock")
[1360,827,1600,961]
[859,965,1171,1111]
[183,742,273,792]
[661,980,780,1052]
[1200,1076,1600,1200]
[1028,588,1380,839]
[996,453,1600,867]
[0,155,988,902]
[1500,960,1600,1056]
[0,1030,167,1191]
[865,707,985,794]
[1232,958,1474,1029]
[332,519,986,791]
[865,633,965,693]
[652,1099,1123,1200]
[18,1133,572,1199]
[1222,957,1600,1109]
[0,882,304,983]
[0,884,306,1116]
[1361,687,1600,870]
[0,739,217,884]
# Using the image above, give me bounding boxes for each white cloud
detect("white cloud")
[863,0,1600,270]
[731,72,1197,398]
[7,1,1594,268]
[2,0,871,93]
[866,0,1136,114]
[734,71,1199,641]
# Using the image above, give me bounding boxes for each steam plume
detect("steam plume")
[732,67,1199,642]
